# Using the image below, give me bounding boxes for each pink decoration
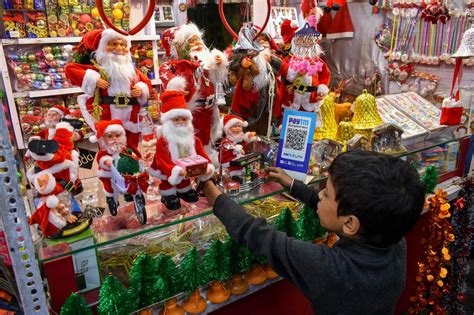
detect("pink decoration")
[307,15,317,28]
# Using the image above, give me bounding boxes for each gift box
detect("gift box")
[175,155,208,178]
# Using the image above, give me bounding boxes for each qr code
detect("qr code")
[283,127,307,151]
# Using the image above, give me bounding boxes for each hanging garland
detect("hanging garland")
[444,178,473,313]
[408,189,455,314]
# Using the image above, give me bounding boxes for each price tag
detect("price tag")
[276,110,316,181]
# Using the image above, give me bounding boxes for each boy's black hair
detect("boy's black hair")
[328,150,425,246]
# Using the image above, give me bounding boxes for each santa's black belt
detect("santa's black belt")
[195,98,214,107]
[294,85,319,93]
[100,96,140,106]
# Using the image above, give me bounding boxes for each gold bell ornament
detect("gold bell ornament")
[336,118,355,143]
[351,89,383,139]
[316,94,338,141]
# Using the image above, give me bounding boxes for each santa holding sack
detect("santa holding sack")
[147,84,215,210]
[65,29,154,152]
[159,23,229,161]
[219,115,256,180]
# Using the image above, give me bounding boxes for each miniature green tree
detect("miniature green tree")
[152,275,169,303]
[60,293,92,315]
[155,254,182,298]
[128,254,159,310]
[274,207,296,237]
[180,247,206,297]
[203,239,232,283]
[98,275,132,315]
[296,205,321,242]
[421,165,439,194]
[237,246,253,273]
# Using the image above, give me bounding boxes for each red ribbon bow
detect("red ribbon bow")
[124,173,149,195]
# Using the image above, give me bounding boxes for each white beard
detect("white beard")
[189,44,211,64]
[227,131,244,144]
[253,49,270,90]
[161,120,195,150]
[44,118,59,130]
[99,135,127,156]
[94,51,136,96]
[291,41,324,58]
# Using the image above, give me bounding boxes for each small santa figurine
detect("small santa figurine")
[29,106,78,141]
[159,23,229,162]
[28,173,77,238]
[147,88,215,210]
[219,115,256,180]
[27,122,80,194]
[90,119,140,215]
[65,29,154,153]
[281,7,331,114]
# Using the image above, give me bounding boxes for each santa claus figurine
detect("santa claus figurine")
[28,173,77,238]
[90,119,140,215]
[219,115,256,180]
[27,121,80,195]
[147,88,215,210]
[281,8,331,114]
[65,29,154,153]
[159,23,229,162]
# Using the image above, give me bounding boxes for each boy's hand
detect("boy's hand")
[266,167,293,190]
[202,180,222,206]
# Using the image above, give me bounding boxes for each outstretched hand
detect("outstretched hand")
[266,166,293,190]
[131,86,143,97]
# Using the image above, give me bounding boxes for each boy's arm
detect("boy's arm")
[204,181,334,299]
[289,180,320,209]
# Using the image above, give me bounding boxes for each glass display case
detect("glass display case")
[32,128,471,312]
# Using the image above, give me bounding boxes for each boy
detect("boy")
[202,150,425,314]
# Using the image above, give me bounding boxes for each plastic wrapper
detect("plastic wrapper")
[6,44,73,92]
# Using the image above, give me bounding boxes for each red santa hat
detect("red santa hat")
[223,115,248,135]
[162,26,179,57]
[160,90,192,123]
[75,29,130,54]
[280,19,299,45]
[301,0,317,18]
[173,23,203,47]
[48,105,70,118]
[326,4,354,39]
[89,119,125,143]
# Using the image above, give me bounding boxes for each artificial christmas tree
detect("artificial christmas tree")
[60,293,92,315]
[203,239,232,303]
[224,237,250,295]
[274,207,296,237]
[246,254,268,286]
[421,166,439,194]
[155,254,184,315]
[180,248,207,314]
[98,275,132,315]
[296,205,325,242]
[128,254,159,310]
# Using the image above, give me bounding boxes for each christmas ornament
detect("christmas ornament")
[317,95,338,141]
[351,90,383,131]
[180,248,207,314]
[203,240,232,303]
[224,237,251,295]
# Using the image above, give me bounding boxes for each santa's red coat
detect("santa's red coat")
[29,185,64,237]
[159,60,219,147]
[218,137,249,167]
[31,128,54,140]
[149,136,211,182]
[65,63,152,152]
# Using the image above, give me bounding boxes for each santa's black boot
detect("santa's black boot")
[106,197,119,216]
[28,139,59,154]
[177,189,199,203]
[161,195,181,210]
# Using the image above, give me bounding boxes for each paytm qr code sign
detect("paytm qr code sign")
[276,110,316,180]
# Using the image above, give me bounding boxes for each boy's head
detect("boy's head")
[319,150,425,247]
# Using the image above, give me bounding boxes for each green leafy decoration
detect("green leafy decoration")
[128,254,159,310]
[117,149,139,175]
[152,276,169,303]
[421,166,439,194]
[237,246,253,273]
[203,239,232,283]
[60,293,92,315]
[180,247,206,297]
[274,207,296,237]
[155,254,182,298]
[98,275,132,315]
[296,205,325,242]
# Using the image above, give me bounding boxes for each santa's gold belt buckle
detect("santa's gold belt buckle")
[114,94,130,108]
[293,84,307,94]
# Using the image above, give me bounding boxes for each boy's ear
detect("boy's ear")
[342,215,360,236]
